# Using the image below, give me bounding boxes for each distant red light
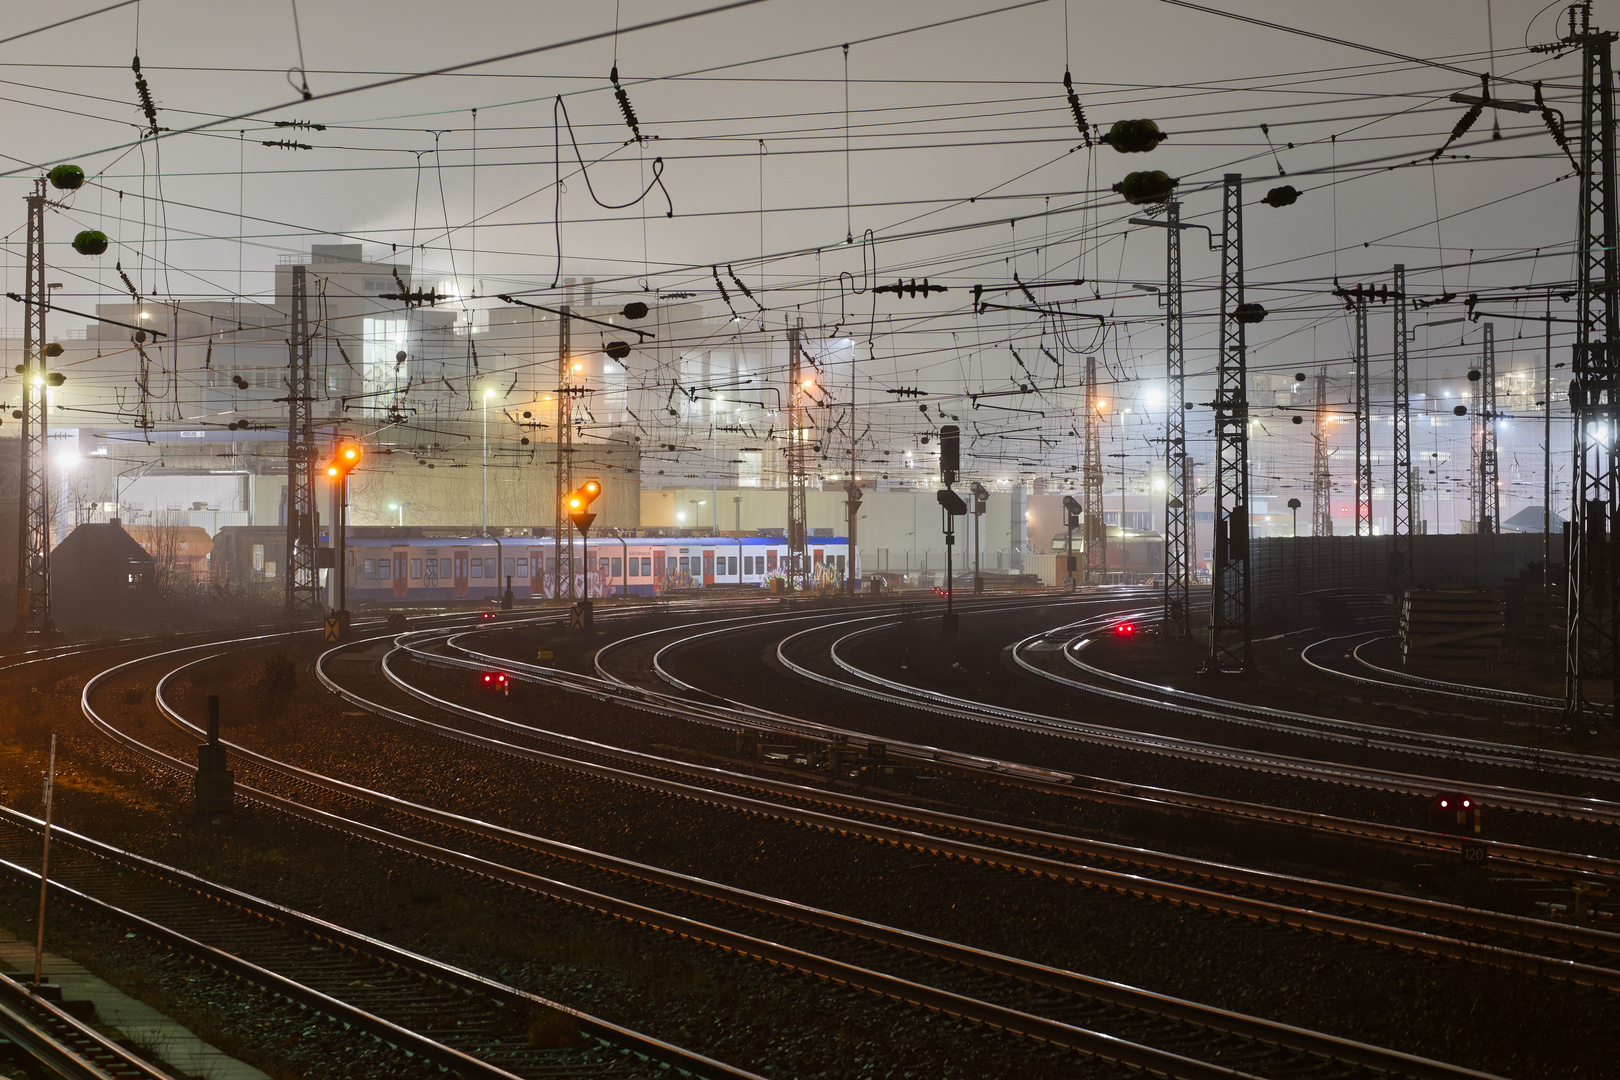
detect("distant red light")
[1114,622,1137,637]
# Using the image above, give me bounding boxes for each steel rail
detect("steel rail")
[1060,633,1602,776]
[1348,634,1565,712]
[0,970,175,1080]
[80,641,767,1080]
[456,607,1620,881]
[312,642,1533,1078]
[360,633,1620,994]
[762,607,1620,824]
[92,644,1259,1080]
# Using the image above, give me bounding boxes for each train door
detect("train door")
[529,547,547,598]
[392,548,408,599]
[453,549,469,597]
[702,549,714,586]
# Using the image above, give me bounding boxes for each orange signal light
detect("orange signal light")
[325,442,362,481]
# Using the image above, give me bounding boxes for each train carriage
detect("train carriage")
[344,535,852,603]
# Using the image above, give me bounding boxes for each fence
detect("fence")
[1249,533,1551,615]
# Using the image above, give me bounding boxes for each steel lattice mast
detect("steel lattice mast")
[1202,174,1253,675]
[13,179,50,635]
[554,306,573,599]
[1352,291,1372,537]
[1083,354,1104,585]
[1391,265,1413,582]
[1478,323,1500,534]
[1563,10,1620,718]
[1163,200,1191,637]
[786,321,810,590]
[283,264,321,619]
[1312,368,1332,536]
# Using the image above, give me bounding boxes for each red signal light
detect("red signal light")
[1114,622,1137,637]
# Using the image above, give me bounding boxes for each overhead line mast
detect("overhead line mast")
[284,264,321,620]
[1554,5,1620,720]
[1202,173,1254,676]
[1163,200,1191,638]
[13,179,50,637]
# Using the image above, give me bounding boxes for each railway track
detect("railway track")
[58,620,765,1080]
[75,623,1517,1080]
[366,628,1620,985]
[0,968,175,1080]
[1300,631,1565,713]
[455,602,1620,883]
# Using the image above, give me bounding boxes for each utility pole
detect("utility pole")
[1083,355,1104,585]
[1203,173,1255,676]
[1312,368,1332,536]
[13,179,51,636]
[284,264,321,620]
[554,306,572,600]
[1477,323,1500,534]
[786,321,810,591]
[1163,200,1191,637]
[1391,264,1413,590]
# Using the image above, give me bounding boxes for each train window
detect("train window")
[363,559,376,579]
[612,557,622,577]
[378,559,390,580]
[641,557,651,576]
[515,558,527,578]
[628,558,639,578]
[471,560,482,578]
[600,559,610,575]
[440,558,452,578]
[678,556,689,573]
[411,559,422,580]
[837,555,845,576]
[728,556,737,575]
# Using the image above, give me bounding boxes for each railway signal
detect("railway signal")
[325,442,361,481]
[1113,622,1138,637]
[566,478,602,533]
[480,671,509,696]
[1429,792,1482,835]
[324,442,361,641]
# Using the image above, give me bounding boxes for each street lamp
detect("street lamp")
[389,502,405,526]
[482,388,495,536]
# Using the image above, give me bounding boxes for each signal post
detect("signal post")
[324,442,361,641]
[566,478,602,631]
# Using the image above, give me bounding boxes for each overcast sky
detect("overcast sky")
[0,0,1608,504]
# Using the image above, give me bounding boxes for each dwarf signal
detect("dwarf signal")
[1430,791,1482,835]
[480,671,509,696]
[1114,622,1138,637]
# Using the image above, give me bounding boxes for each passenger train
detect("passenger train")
[342,534,854,603]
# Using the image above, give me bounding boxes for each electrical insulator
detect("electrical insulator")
[1113,171,1177,205]
[274,119,327,131]
[874,279,948,298]
[605,341,631,360]
[1234,302,1267,324]
[1261,185,1299,208]
[1061,69,1092,147]
[48,165,84,191]
[73,231,109,256]
[262,139,313,151]
[621,301,649,320]
[1103,119,1165,153]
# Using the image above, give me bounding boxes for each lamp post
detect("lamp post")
[482,388,494,536]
